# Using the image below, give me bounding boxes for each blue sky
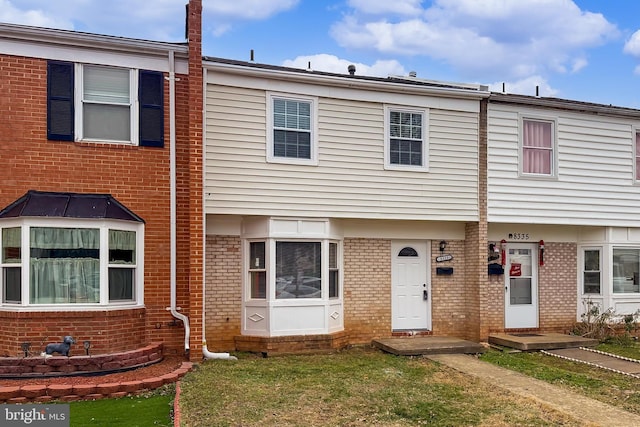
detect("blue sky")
[3,0,640,108]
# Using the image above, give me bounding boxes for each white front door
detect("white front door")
[504,243,538,328]
[391,241,431,330]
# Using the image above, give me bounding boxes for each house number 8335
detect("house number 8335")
[509,233,529,240]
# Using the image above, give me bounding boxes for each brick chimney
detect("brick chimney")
[187,0,203,361]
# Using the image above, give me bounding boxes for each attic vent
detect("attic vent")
[409,71,417,77]
[348,64,356,75]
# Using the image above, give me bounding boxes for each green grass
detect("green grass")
[597,338,640,359]
[69,385,174,427]
[480,344,640,415]
[178,348,580,427]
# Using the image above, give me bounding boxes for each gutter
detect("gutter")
[167,49,191,357]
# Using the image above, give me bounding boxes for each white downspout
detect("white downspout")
[200,66,237,361]
[167,50,190,356]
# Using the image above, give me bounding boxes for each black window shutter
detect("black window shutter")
[47,61,74,141]
[139,70,164,147]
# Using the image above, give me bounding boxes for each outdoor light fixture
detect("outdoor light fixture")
[21,342,31,357]
[439,240,447,253]
[83,340,91,356]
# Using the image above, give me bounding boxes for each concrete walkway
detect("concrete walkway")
[428,354,640,427]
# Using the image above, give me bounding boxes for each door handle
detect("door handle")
[423,290,429,300]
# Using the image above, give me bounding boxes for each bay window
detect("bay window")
[1,223,142,307]
[247,239,339,300]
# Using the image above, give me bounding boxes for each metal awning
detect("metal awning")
[0,190,144,222]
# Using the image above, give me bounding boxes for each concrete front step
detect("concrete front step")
[488,333,598,351]
[372,336,486,356]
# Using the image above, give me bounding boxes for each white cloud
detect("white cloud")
[0,0,72,29]
[205,0,298,19]
[624,30,640,57]
[282,54,406,77]
[0,0,186,41]
[332,0,618,81]
[488,76,558,98]
[203,0,299,36]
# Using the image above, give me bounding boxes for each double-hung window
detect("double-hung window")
[1,227,21,303]
[81,65,133,142]
[47,61,164,147]
[521,118,555,176]
[385,106,428,170]
[249,241,266,299]
[267,93,317,165]
[108,230,137,302]
[582,248,601,294]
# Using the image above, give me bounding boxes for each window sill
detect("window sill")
[266,156,318,166]
[384,164,429,172]
[0,303,144,312]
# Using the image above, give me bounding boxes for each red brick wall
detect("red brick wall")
[343,238,392,344]
[0,52,190,356]
[204,235,242,351]
[431,240,468,337]
[0,309,146,357]
[538,242,577,331]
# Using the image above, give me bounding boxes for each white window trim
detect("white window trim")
[266,92,318,166]
[384,105,429,172]
[74,64,139,145]
[518,115,558,179]
[0,218,144,311]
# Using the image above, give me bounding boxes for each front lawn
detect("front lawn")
[480,342,640,415]
[69,385,174,427]
[177,348,580,426]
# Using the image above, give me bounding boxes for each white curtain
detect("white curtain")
[30,257,100,303]
[29,228,100,304]
[2,227,21,263]
[523,120,552,174]
[31,227,99,249]
[109,230,136,252]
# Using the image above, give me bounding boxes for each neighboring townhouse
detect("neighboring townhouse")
[0,0,205,360]
[487,93,640,338]
[203,57,490,353]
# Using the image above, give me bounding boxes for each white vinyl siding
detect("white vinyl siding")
[489,104,640,226]
[205,84,479,221]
